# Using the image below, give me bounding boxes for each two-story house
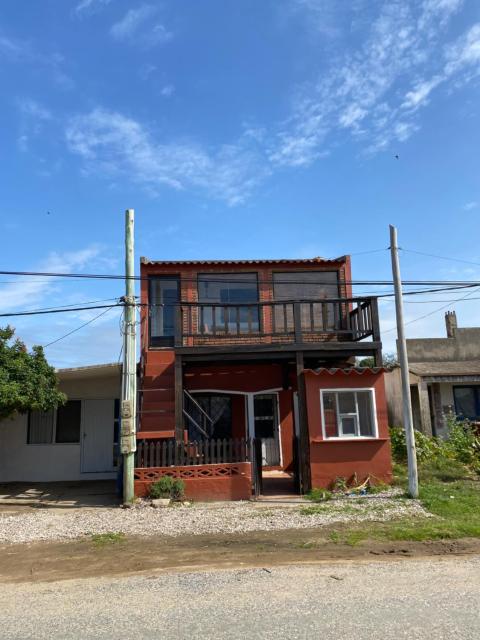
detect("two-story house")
[134,255,392,500]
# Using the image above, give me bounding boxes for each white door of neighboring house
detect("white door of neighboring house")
[81,399,115,473]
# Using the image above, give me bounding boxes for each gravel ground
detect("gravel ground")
[0,557,479,639]
[0,492,429,544]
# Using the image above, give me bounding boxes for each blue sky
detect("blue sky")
[1,0,479,367]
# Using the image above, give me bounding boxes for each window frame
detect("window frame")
[272,270,341,301]
[320,388,378,440]
[27,399,82,446]
[453,385,480,420]
[196,272,261,335]
[148,275,181,347]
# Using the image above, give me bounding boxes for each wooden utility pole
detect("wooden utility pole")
[389,224,418,498]
[121,208,137,504]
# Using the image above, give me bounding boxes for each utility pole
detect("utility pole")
[389,224,418,498]
[121,208,137,504]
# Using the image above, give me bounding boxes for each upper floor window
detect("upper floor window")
[273,271,340,331]
[273,271,340,301]
[197,273,259,334]
[149,276,180,346]
[321,389,377,439]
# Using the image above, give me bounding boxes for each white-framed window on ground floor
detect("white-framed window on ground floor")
[320,389,378,439]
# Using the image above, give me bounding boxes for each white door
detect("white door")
[254,394,281,467]
[81,399,115,473]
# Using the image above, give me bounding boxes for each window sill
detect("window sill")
[311,437,388,443]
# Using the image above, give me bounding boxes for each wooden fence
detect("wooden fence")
[135,437,251,468]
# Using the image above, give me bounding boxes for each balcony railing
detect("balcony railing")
[162,297,380,347]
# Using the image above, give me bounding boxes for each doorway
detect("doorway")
[81,400,116,473]
[253,394,281,467]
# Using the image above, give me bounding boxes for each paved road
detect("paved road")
[0,556,479,639]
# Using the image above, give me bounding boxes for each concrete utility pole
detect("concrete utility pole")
[121,208,137,504]
[389,224,418,498]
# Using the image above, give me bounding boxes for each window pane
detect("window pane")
[322,392,339,438]
[454,387,477,420]
[357,391,375,436]
[56,401,81,443]
[198,274,259,333]
[274,272,339,331]
[149,277,179,342]
[338,392,356,414]
[341,416,356,435]
[28,410,54,444]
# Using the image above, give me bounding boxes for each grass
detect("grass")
[326,460,480,545]
[90,532,126,547]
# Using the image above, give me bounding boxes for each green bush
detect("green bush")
[444,417,480,466]
[149,477,185,500]
[389,418,480,474]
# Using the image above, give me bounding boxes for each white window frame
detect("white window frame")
[320,388,378,440]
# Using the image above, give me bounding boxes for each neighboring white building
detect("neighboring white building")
[0,363,121,483]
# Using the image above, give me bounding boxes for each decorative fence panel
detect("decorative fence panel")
[135,437,250,468]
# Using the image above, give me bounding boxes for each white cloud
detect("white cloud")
[75,0,112,16]
[16,99,53,152]
[0,246,102,314]
[66,109,269,205]
[270,1,472,166]
[110,5,172,46]
[463,201,478,211]
[18,98,52,121]
[65,2,480,204]
[0,32,73,89]
[161,84,175,97]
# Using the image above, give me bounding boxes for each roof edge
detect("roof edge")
[140,256,349,266]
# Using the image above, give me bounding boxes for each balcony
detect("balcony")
[152,297,381,356]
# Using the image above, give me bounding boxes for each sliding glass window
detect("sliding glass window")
[197,273,259,334]
[149,276,180,346]
[273,271,340,332]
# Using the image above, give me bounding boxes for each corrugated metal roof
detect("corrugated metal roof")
[306,367,386,376]
[409,361,480,377]
[140,256,347,266]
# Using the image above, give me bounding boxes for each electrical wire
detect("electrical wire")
[3,268,480,287]
[382,286,480,335]
[402,248,480,268]
[43,306,117,348]
[0,303,123,318]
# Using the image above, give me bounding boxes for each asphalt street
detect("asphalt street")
[0,556,479,639]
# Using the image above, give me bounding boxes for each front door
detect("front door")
[254,394,281,466]
[81,399,115,473]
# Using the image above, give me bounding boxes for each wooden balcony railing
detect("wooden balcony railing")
[166,297,379,347]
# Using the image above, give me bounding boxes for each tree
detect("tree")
[0,326,66,420]
[357,352,399,368]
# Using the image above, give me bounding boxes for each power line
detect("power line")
[402,248,480,268]
[43,307,116,348]
[3,268,480,287]
[382,286,480,334]
[0,303,122,318]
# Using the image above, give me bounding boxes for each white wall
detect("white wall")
[0,371,120,483]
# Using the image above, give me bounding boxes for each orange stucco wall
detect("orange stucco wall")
[305,369,392,488]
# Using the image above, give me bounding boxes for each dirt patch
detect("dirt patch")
[1,527,480,585]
